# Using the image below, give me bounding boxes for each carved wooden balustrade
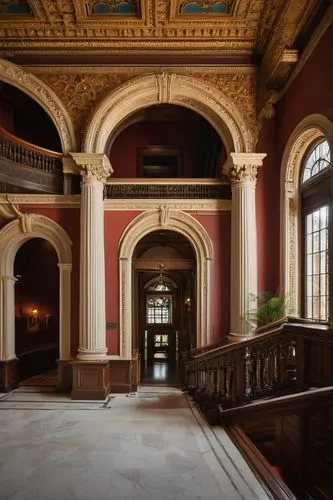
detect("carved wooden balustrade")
[0,126,63,193]
[184,321,333,424]
[0,126,63,173]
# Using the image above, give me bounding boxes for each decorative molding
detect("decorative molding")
[69,152,113,182]
[223,153,266,185]
[0,194,231,210]
[118,208,213,358]
[0,213,72,363]
[83,72,253,155]
[0,194,81,205]
[0,59,76,154]
[104,198,232,210]
[280,114,333,317]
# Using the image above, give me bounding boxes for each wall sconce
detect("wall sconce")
[27,307,39,332]
[185,296,191,310]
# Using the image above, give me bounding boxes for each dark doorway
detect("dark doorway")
[133,230,196,386]
[14,238,59,384]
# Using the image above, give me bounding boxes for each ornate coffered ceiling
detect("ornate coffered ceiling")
[0,0,332,115]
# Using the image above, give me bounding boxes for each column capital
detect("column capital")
[69,153,113,183]
[223,153,267,185]
[57,263,72,271]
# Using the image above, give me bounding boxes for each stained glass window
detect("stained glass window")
[146,295,172,324]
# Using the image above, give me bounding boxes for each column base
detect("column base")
[110,359,133,393]
[0,358,19,392]
[77,347,108,361]
[71,360,110,400]
[56,359,73,393]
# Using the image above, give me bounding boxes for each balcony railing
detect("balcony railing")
[0,126,63,174]
[105,178,231,199]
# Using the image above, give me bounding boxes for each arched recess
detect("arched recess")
[118,208,214,359]
[0,214,72,364]
[83,73,252,155]
[280,114,333,316]
[0,58,76,153]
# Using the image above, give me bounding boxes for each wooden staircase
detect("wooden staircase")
[183,319,333,499]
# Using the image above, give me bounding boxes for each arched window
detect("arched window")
[300,139,331,321]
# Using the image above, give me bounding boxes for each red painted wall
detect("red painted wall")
[256,22,333,296]
[256,119,280,294]
[104,210,141,354]
[110,120,199,178]
[104,210,230,354]
[194,212,231,341]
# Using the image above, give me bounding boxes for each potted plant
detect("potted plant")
[247,291,287,332]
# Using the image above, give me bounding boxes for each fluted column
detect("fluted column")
[224,153,266,337]
[70,153,113,360]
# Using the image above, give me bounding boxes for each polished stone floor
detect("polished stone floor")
[0,381,270,500]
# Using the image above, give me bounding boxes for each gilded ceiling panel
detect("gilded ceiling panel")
[0,0,267,52]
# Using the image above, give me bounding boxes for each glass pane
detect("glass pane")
[320,296,327,320]
[307,254,313,276]
[313,275,319,296]
[306,234,312,254]
[301,140,331,183]
[313,211,320,231]
[313,252,320,275]
[320,206,328,229]
[303,204,329,322]
[306,213,312,234]
[320,229,327,251]
[313,232,319,253]
[306,297,313,318]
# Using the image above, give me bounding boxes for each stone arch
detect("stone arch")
[0,214,72,365]
[83,73,252,156]
[0,58,76,153]
[118,208,214,359]
[280,114,333,315]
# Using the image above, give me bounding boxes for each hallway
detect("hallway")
[0,385,270,500]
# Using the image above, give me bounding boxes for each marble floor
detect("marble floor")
[0,383,271,500]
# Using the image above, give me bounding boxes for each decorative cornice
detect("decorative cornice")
[69,153,113,182]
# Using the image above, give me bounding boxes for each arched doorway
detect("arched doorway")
[133,230,196,386]
[118,208,213,360]
[14,238,59,384]
[0,213,72,392]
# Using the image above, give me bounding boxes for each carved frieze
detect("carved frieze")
[37,68,257,148]
[37,72,140,144]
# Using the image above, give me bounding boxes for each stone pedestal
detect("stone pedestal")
[56,359,73,393]
[224,153,266,337]
[110,359,132,393]
[71,360,110,400]
[0,358,19,392]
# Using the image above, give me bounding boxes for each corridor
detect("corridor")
[0,384,270,500]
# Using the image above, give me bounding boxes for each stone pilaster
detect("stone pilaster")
[70,153,113,361]
[224,153,266,337]
[0,275,19,391]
